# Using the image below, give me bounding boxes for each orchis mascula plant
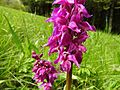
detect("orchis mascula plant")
[32,0,95,90]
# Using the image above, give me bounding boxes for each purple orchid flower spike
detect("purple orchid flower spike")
[32,51,57,90]
[46,0,96,72]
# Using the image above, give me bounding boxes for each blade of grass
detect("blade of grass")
[4,15,24,53]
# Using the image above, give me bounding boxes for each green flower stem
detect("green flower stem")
[66,62,73,90]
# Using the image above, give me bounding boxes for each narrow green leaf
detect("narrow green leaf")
[0,80,5,84]
[4,15,23,52]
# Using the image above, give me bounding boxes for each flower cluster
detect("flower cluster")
[46,0,96,72]
[32,51,57,90]
[32,0,95,89]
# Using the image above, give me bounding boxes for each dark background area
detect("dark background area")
[0,0,120,34]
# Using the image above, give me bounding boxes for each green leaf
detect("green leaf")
[0,80,5,84]
[63,85,66,90]
[72,74,80,80]
[85,68,91,76]
[4,15,23,52]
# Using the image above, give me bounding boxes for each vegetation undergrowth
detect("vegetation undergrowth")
[0,6,120,90]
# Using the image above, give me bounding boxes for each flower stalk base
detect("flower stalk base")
[66,62,73,90]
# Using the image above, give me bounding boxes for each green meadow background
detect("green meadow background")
[0,6,120,90]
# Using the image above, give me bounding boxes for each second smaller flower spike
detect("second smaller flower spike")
[32,51,58,90]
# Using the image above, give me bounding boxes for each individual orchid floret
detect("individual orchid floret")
[32,51,57,90]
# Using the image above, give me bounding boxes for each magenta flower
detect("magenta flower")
[46,0,96,72]
[32,51,57,90]
[32,0,95,90]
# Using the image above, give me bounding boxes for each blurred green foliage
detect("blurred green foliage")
[0,0,25,10]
